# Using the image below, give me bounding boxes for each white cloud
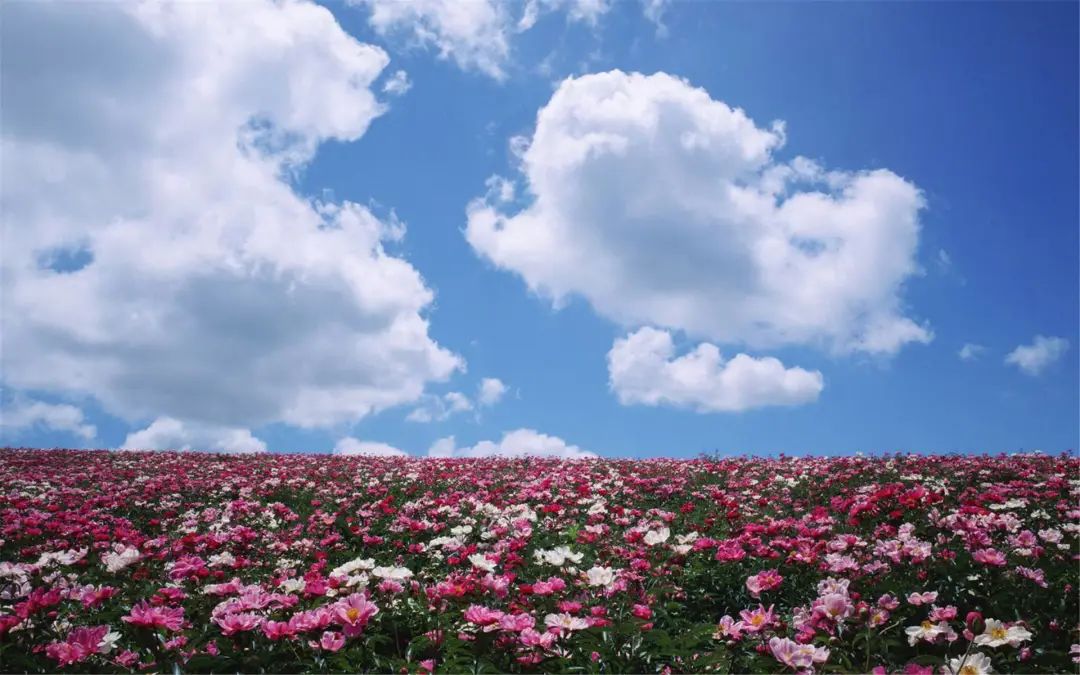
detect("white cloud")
[333,437,407,456]
[407,377,507,422]
[1,398,96,440]
[1005,335,1069,376]
[466,71,931,356]
[478,377,508,406]
[958,343,985,361]
[352,0,513,79]
[608,327,823,412]
[382,69,412,96]
[936,248,952,271]
[353,0,634,80]
[427,428,595,458]
[1,1,461,431]
[406,391,474,422]
[641,0,669,36]
[122,417,266,454]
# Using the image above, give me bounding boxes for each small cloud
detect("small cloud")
[427,428,595,458]
[641,0,669,37]
[382,69,412,96]
[406,391,473,423]
[936,248,952,271]
[333,437,407,456]
[477,377,508,406]
[1005,335,1070,376]
[958,343,985,362]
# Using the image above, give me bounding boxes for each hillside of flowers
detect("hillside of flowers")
[0,449,1077,674]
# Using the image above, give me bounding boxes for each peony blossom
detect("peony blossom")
[974,619,1032,648]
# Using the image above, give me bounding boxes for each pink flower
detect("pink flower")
[877,594,900,610]
[768,636,829,670]
[46,641,90,667]
[377,579,405,594]
[906,591,938,606]
[168,555,207,580]
[45,625,113,666]
[68,625,111,653]
[498,613,536,632]
[715,540,746,562]
[531,577,567,595]
[746,570,784,598]
[262,620,293,640]
[972,548,1007,566]
[333,594,379,637]
[713,615,744,641]
[519,628,556,649]
[214,612,262,635]
[463,605,505,627]
[631,604,652,620]
[817,593,854,622]
[122,601,185,631]
[1015,566,1048,588]
[319,631,345,652]
[739,604,777,633]
[928,605,957,622]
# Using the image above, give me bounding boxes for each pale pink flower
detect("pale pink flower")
[739,604,777,633]
[769,636,829,670]
[319,631,345,652]
[906,591,938,606]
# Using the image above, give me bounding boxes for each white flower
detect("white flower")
[585,566,616,587]
[98,631,122,654]
[208,552,235,567]
[544,613,590,631]
[278,578,306,594]
[974,619,1033,648]
[468,554,496,573]
[101,545,140,573]
[330,557,375,578]
[536,546,584,567]
[905,620,947,646]
[372,565,413,581]
[948,651,995,675]
[643,527,670,547]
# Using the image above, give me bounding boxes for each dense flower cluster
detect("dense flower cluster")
[0,449,1077,673]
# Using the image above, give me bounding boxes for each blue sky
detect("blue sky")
[1,0,1076,457]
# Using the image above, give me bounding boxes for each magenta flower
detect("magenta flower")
[122,601,185,632]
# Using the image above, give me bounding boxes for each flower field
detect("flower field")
[0,449,1077,674]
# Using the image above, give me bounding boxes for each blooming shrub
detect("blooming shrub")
[0,449,1077,673]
